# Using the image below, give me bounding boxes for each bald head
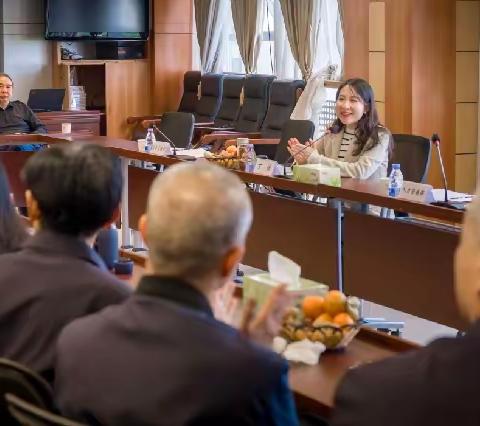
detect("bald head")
[145,162,253,281]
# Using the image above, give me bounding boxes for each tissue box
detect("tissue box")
[293,164,341,187]
[243,273,329,308]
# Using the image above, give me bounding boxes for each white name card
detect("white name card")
[254,158,277,176]
[380,179,434,203]
[138,140,172,156]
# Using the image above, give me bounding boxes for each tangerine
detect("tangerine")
[333,312,355,326]
[323,290,347,316]
[301,295,324,319]
[313,312,334,326]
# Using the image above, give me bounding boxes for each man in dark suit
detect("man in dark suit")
[0,144,131,381]
[54,162,299,425]
[331,192,480,426]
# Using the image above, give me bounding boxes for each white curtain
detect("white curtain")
[194,0,229,73]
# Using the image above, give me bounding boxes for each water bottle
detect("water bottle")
[145,128,155,153]
[388,163,403,197]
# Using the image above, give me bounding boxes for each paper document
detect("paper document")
[432,189,473,203]
[176,148,207,158]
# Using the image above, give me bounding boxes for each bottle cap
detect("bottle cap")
[392,163,400,169]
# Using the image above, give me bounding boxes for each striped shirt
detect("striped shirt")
[338,130,356,160]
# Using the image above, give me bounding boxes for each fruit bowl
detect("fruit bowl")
[279,291,362,350]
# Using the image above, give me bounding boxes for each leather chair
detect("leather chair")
[389,134,431,183]
[6,393,87,426]
[212,74,244,127]
[197,74,275,147]
[156,111,195,149]
[255,79,305,157]
[178,71,201,114]
[194,73,224,123]
[0,358,55,425]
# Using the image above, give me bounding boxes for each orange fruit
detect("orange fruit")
[323,290,347,316]
[301,295,324,319]
[313,313,334,326]
[333,312,355,327]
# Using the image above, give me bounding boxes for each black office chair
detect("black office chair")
[156,111,194,149]
[388,134,432,183]
[255,79,305,158]
[194,73,224,123]
[6,394,86,426]
[0,358,55,425]
[178,71,201,114]
[211,74,244,127]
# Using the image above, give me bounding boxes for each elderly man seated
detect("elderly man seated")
[54,162,299,425]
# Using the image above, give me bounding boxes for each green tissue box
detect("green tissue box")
[243,273,329,307]
[293,164,341,187]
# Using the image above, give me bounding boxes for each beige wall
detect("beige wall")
[0,0,53,103]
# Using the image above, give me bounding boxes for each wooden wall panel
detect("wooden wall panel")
[342,0,370,80]
[369,52,385,102]
[385,0,412,134]
[152,0,193,114]
[105,61,151,138]
[456,103,478,153]
[411,0,456,188]
[456,1,480,51]
[376,101,385,124]
[455,154,477,193]
[456,52,479,102]
[369,2,385,52]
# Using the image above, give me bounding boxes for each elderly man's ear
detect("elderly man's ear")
[25,190,41,230]
[221,246,245,280]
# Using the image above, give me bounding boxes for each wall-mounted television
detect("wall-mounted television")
[45,0,149,41]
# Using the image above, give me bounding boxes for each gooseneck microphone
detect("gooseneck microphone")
[152,124,178,156]
[430,133,463,210]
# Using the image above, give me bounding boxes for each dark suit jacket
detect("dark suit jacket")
[0,229,131,379]
[332,321,480,426]
[55,275,299,426]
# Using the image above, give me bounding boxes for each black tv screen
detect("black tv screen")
[45,0,149,40]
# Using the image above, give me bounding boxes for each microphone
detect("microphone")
[152,124,177,156]
[430,133,464,210]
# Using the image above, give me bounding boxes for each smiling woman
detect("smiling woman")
[287,78,393,180]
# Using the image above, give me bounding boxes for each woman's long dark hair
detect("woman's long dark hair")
[0,162,28,254]
[330,78,393,157]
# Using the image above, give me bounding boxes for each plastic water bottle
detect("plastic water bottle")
[145,128,155,153]
[388,163,403,197]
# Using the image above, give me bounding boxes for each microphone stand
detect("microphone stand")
[152,124,177,156]
[430,133,464,210]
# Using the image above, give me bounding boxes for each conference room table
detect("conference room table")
[0,133,465,331]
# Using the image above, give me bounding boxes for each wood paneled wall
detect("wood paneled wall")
[344,0,458,189]
[152,0,193,113]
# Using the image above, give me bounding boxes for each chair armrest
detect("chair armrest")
[247,138,281,145]
[126,115,163,125]
[194,121,215,127]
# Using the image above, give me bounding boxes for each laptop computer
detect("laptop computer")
[27,88,65,112]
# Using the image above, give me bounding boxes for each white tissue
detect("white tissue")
[268,251,301,289]
[283,339,326,365]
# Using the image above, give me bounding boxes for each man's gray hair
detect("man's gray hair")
[146,162,253,279]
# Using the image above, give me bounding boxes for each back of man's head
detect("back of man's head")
[145,162,252,281]
[23,144,122,237]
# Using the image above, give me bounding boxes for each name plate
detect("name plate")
[254,158,277,176]
[151,142,172,156]
[380,179,434,203]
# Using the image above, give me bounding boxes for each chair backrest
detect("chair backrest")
[274,119,315,164]
[6,394,87,426]
[389,134,432,183]
[178,71,201,113]
[235,74,275,133]
[0,358,54,425]
[158,111,195,149]
[214,74,245,127]
[261,79,306,138]
[194,73,224,123]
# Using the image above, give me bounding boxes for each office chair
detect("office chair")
[178,71,202,114]
[389,134,432,183]
[156,111,195,149]
[6,393,87,426]
[194,73,224,123]
[273,119,315,165]
[0,358,55,425]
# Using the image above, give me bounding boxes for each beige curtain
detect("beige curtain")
[278,0,315,80]
[337,0,345,78]
[231,0,265,74]
[194,0,227,72]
